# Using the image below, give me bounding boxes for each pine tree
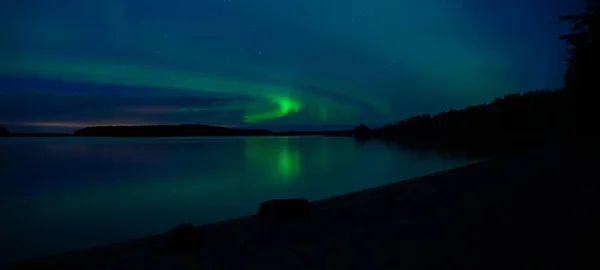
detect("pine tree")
[559,0,599,95]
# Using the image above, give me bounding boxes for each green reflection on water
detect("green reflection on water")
[244,137,301,184]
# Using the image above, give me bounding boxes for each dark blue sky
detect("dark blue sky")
[0,0,582,132]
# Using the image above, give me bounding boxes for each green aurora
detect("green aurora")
[0,55,383,125]
[0,0,572,131]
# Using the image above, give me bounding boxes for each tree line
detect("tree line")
[352,0,593,155]
[353,89,571,155]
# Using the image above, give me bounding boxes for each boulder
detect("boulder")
[0,127,9,137]
[165,222,201,250]
[258,198,311,223]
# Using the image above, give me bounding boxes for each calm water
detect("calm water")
[0,136,479,263]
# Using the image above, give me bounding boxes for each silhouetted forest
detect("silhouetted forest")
[275,130,353,137]
[74,124,274,137]
[559,0,598,100]
[353,89,572,155]
[352,0,592,156]
[73,124,352,137]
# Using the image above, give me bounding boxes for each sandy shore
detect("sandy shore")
[7,144,579,269]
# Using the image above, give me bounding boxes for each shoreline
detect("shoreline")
[7,143,578,269]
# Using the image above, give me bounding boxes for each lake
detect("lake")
[0,136,479,263]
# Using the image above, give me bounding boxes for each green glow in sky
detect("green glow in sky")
[0,0,570,131]
[0,55,383,125]
[244,96,302,123]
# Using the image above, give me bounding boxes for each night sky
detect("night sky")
[0,0,581,132]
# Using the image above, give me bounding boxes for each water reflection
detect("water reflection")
[244,137,301,183]
[0,136,480,263]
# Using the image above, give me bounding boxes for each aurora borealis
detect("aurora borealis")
[0,0,580,132]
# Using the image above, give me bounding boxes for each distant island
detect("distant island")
[73,124,353,137]
[0,125,352,138]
